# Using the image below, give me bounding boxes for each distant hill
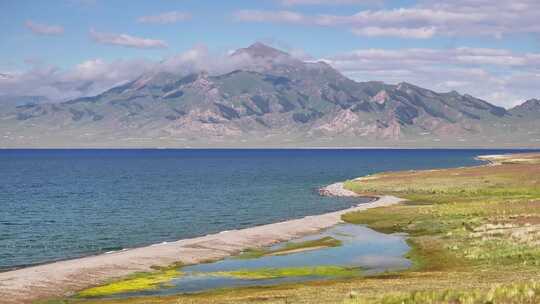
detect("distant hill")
[510,99,540,118]
[0,43,538,148]
[0,95,49,107]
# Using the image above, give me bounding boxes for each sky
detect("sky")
[0,0,539,108]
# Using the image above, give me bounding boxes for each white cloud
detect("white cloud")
[234,0,540,38]
[0,46,267,101]
[0,58,156,101]
[351,26,436,38]
[137,11,191,24]
[25,20,64,36]
[89,29,168,49]
[329,47,537,68]
[315,8,484,28]
[234,10,306,23]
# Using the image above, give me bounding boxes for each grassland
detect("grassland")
[43,152,540,304]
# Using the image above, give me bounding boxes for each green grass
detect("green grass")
[344,281,540,304]
[235,236,342,259]
[336,153,540,302]
[33,300,70,304]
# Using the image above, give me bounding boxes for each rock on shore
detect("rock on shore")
[319,182,360,197]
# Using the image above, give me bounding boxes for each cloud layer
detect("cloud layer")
[6,1,540,108]
[235,0,540,38]
[0,59,155,101]
[351,26,436,39]
[0,46,266,102]
[89,29,168,49]
[25,20,64,36]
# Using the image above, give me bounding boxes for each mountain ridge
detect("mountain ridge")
[0,43,538,148]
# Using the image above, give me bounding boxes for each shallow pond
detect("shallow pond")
[100,224,411,298]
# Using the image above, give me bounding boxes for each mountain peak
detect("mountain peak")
[509,98,540,118]
[249,42,272,49]
[396,82,422,91]
[515,98,540,110]
[232,42,289,59]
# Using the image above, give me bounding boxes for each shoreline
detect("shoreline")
[0,184,404,304]
[1,147,539,150]
[0,187,372,274]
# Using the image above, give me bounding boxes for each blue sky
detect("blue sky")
[1,0,539,107]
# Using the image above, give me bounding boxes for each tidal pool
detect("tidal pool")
[92,224,411,298]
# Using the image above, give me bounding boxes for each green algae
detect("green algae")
[208,265,360,280]
[77,268,181,298]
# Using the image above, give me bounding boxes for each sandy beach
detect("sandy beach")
[0,183,403,304]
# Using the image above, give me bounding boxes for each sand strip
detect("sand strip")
[0,183,403,304]
[266,245,330,256]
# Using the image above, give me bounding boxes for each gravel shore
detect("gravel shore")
[0,183,404,303]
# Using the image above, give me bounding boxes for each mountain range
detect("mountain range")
[0,43,539,148]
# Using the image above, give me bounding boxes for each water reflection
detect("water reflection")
[106,224,410,298]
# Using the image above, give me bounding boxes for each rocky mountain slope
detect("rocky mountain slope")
[510,99,540,118]
[0,43,538,147]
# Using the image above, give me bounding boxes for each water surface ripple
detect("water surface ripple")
[0,149,529,270]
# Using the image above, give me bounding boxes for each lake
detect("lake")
[0,148,531,270]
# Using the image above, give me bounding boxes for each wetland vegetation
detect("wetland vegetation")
[208,265,361,280]
[62,224,408,301]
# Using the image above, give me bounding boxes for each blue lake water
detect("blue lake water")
[0,149,533,270]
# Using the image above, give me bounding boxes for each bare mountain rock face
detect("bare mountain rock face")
[0,43,538,147]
